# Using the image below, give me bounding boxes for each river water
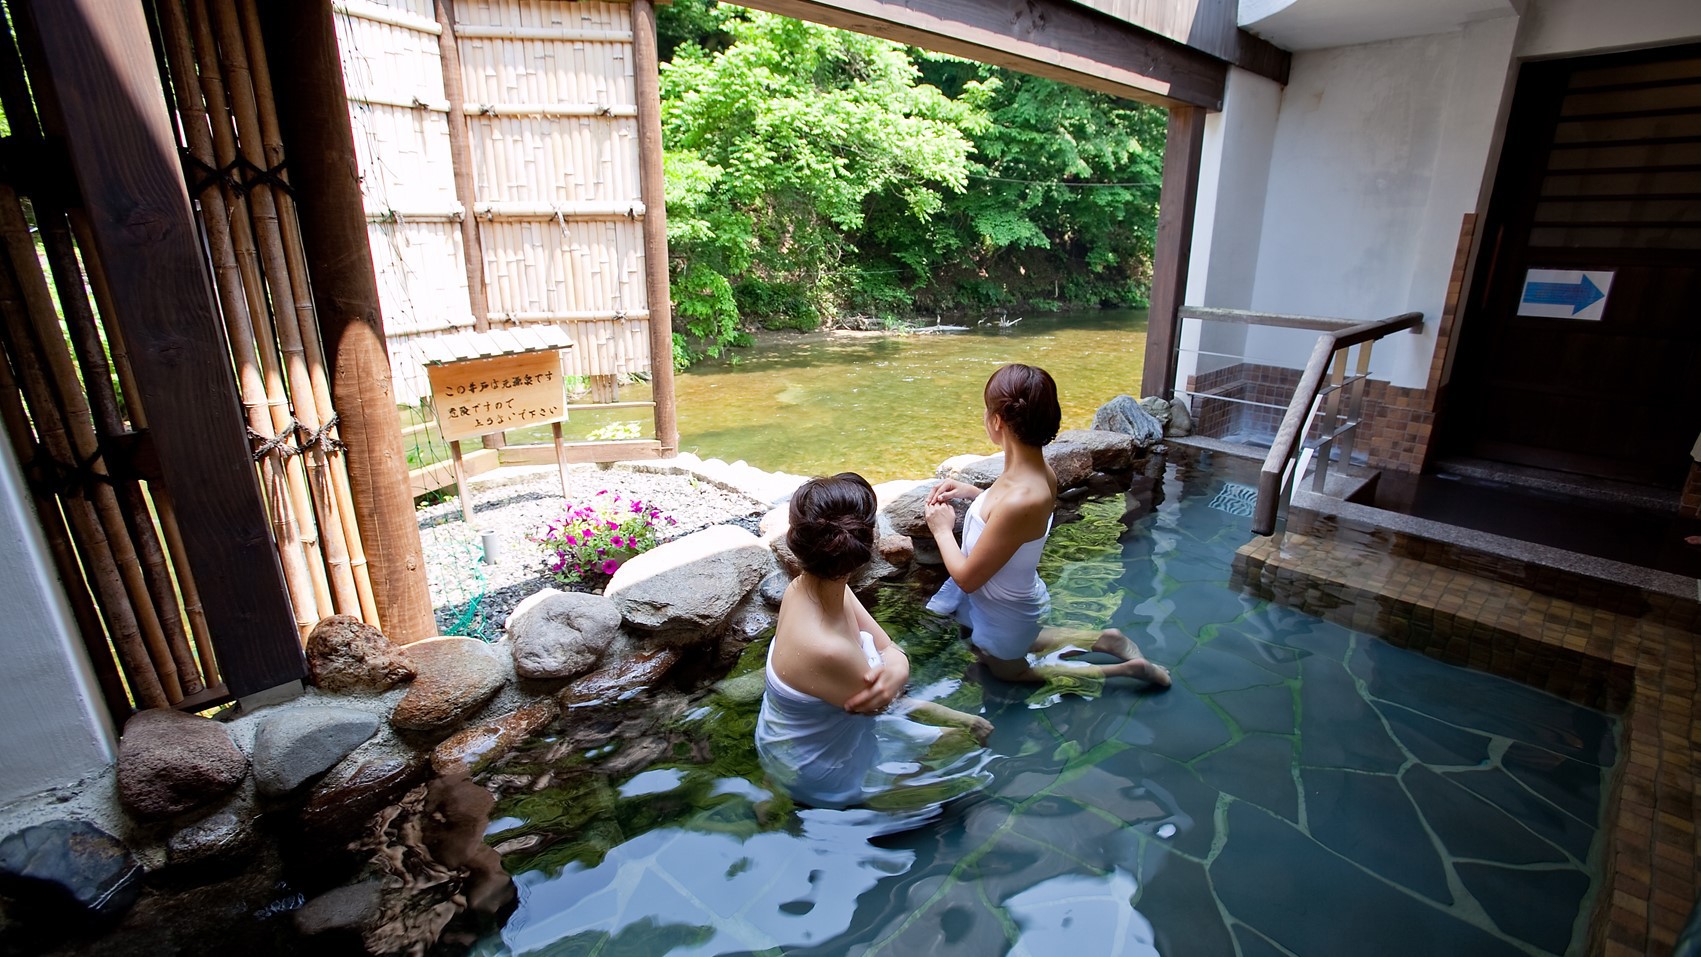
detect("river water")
[552,308,1149,483]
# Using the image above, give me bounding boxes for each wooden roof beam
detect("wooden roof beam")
[737,0,1229,110]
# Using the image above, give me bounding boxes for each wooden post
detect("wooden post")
[631,0,679,454]
[1142,105,1207,400]
[552,421,569,500]
[433,0,490,333]
[13,0,303,697]
[433,0,505,453]
[258,0,437,643]
[448,439,474,524]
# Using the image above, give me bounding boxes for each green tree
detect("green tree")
[658,5,975,361]
[655,1,1167,364]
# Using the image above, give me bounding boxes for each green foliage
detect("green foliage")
[656,0,1165,363]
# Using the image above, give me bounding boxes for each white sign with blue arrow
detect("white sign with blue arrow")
[1517,268,1613,320]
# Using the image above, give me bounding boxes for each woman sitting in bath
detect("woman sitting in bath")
[755,472,992,809]
[925,363,1172,690]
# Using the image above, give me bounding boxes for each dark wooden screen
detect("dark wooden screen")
[1449,43,1701,488]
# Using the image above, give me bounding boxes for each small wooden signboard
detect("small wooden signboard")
[420,328,576,521]
[428,351,566,442]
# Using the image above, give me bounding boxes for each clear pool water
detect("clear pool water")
[469,450,1619,957]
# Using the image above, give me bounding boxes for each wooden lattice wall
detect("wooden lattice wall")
[333,0,654,403]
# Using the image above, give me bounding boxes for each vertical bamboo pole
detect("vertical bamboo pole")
[70,213,219,687]
[208,0,359,621]
[165,0,322,638]
[0,18,204,694]
[35,214,204,694]
[0,218,172,708]
[0,348,134,718]
[236,0,379,626]
[260,0,436,643]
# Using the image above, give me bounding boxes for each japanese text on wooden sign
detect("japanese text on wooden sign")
[427,350,566,441]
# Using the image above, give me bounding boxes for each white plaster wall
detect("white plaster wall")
[1516,0,1701,59]
[1234,19,1518,389]
[0,432,115,806]
[1179,67,1283,387]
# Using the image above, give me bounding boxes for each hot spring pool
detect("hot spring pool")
[466,450,1619,957]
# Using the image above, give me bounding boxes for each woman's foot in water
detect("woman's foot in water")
[1103,656,1173,687]
[1092,631,1172,688]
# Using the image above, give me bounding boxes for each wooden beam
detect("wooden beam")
[1064,0,1289,85]
[13,0,303,697]
[737,0,1227,110]
[1142,104,1206,400]
[259,0,438,643]
[632,0,681,453]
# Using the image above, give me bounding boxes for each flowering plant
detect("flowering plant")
[531,490,676,584]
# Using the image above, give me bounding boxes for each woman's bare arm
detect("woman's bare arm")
[925,486,1051,593]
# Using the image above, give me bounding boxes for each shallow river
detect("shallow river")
[551,308,1149,483]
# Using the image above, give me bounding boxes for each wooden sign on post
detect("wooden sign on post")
[428,351,566,441]
[419,328,576,522]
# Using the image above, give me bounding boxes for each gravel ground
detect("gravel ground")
[416,463,773,639]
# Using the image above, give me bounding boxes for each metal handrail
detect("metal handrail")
[1250,311,1424,535]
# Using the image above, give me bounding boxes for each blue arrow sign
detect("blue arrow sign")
[1522,274,1605,315]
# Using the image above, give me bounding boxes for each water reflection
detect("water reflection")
[486,808,929,956]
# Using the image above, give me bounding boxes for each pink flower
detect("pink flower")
[630,501,644,514]
[563,532,578,546]
[606,520,619,530]
[610,535,626,548]
[600,559,619,574]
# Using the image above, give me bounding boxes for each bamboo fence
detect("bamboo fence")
[333,0,653,404]
[152,0,381,639]
[0,3,219,714]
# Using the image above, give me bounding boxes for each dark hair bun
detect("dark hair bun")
[786,473,877,580]
[984,364,1061,446]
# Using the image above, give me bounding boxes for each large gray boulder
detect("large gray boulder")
[117,709,248,820]
[390,637,510,734]
[1092,395,1165,448]
[252,706,380,797]
[937,454,1003,487]
[877,479,941,537]
[1044,442,1094,488]
[1166,398,1194,437]
[605,525,768,645]
[935,445,1092,490]
[304,615,414,693]
[1053,429,1137,472]
[0,820,141,921]
[504,589,623,680]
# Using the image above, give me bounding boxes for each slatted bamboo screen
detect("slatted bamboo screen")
[333,0,653,402]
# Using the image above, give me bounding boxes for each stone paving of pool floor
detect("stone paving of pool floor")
[1236,529,1701,957]
[483,470,1630,957]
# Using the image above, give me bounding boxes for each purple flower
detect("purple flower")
[630,501,644,514]
[596,547,606,556]
[600,559,619,574]
[597,489,608,496]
